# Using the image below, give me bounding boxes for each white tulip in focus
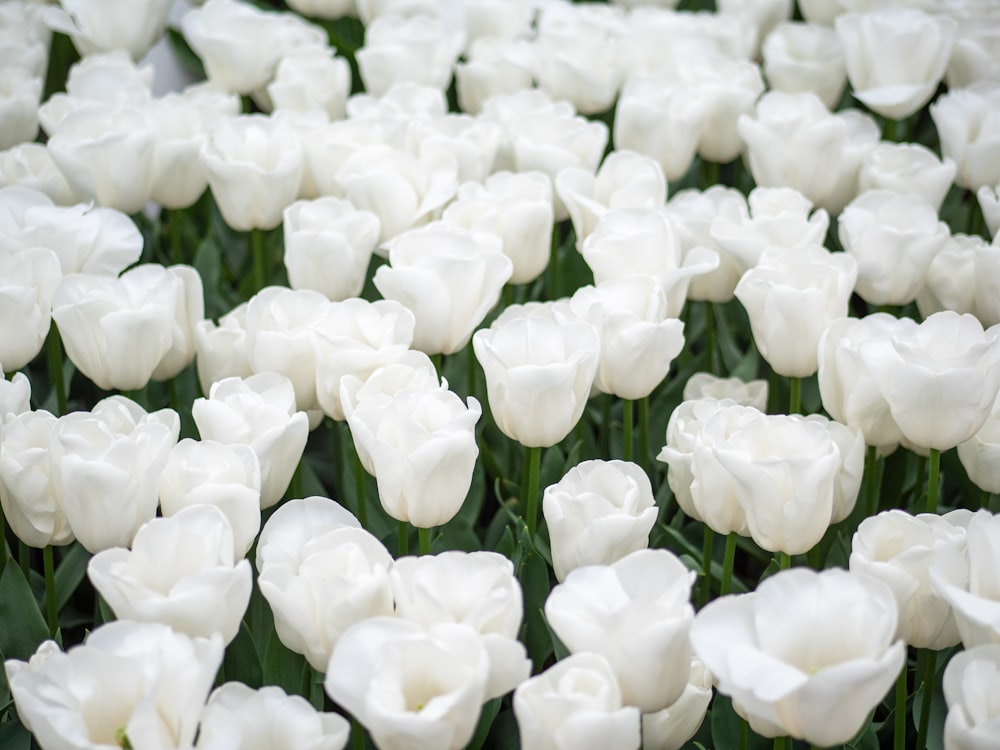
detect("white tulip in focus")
[817,313,905,451]
[859,142,957,213]
[942,644,1000,750]
[197,682,351,750]
[690,568,905,746]
[357,15,464,96]
[194,302,253,395]
[858,311,1000,452]
[931,84,1000,191]
[390,551,530,699]
[408,113,503,187]
[0,246,60,371]
[543,459,658,583]
[683,373,768,412]
[734,246,858,378]
[555,149,666,251]
[442,171,553,285]
[762,21,847,110]
[201,114,305,232]
[836,8,956,120]
[738,90,880,215]
[930,509,1000,648]
[514,652,641,750]
[158,438,262,558]
[641,658,714,750]
[310,298,415,421]
[48,0,172,60]
[851,509,970,650]
[87,505,252,644]
[5,621,222,750]
[256,496,394,672]
[545,549,696,713]
[917,233,1000,328]
[375,223,512,355]
[325,618,491,750]
[568,278,685,400]
[343,383,481,528]
[473,314,599,448]
[50,396,179,553]
[0,410,73,548]
[838,189,950,306]
[0,366,30,424]
[959,407,1000,494]
[192,372,310,508]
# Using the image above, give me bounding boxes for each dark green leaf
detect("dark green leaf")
[468,697,502,750]
[262,629,310,699]
[223,622,263,689]
[0,716,32,750]
[54,543,90,611]
[0,562,51,661]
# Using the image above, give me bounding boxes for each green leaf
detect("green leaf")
[0,716,32,750]
[165,26,205,79]
[54,543,89,611]
[262,629,310,699]
[0,561,51,662]
[518,532,553,673]
[710,695,768,750]
[223,622,263,690]
[468,697,502,750]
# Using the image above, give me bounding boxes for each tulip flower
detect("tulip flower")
[682,373,768,412]
[930,84,1000,191]
[267,45,352,121]
[942,644,1000,749]
[0,366,30,424]
[454,39,534,115]
[0,245,60,371]
[47,0,173,61]
[859,142,957,213]
[690,568,906,746]
[357,14,464,96]
[513,652,641,750]
[542,459,658,582]
[0,143,76,205]
[761,21,847,110]
[917,233,1000,329]
[641,658,714,750]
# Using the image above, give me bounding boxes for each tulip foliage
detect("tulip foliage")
[3,1,1000,750]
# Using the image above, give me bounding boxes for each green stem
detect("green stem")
[927,448,940,514]
[638,396,650,473]
[915,650,938,750]
[525,446,541,540]
[397,521,408,557]
[700,525,714,606]
[46,326,67,416]
[44,546,58,638]
[884,116,898,141]
[547,222,561,298]
[773,736,787,750]
[252,228,267,292]
[431,353,443,380]
[705,301,718,373]
[353,448,368,529]
[600,395,611,456]
[721,533,737,595]
[290,461,302,500]
[778,551,791,570]
[352,718,365,750]
[18,541,30,577]
[983,489,992,509]
[170,211,185,265]
[418,527,431,555]
[622,399,634,463]
[894,660,907,750]
[740,719,748,750]
[788,376,802,415]
[0,507,7,574]
[865,445,879,518]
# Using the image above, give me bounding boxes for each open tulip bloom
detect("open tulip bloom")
[10,1,1000,748]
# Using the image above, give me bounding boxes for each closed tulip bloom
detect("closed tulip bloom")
[390,551,530,699]
[692,568,904,745]
[375,223,512,355]
[0,410,73,548]
[942,644,1000,750]
[192,373,310,508]
[930,509,1000,648]
[51,396,178,553]
[344,383,481,528]
[87,505,252,644]
[5,622,223,750]
[513,652,641,750]
[738,90,880,215]
[762,21,846,110]
[357,15,463,96]
[734,246,858,378]
[194,302,253,395]
[158,438,262,558]
[959,408,1000,494]
[546,549,696,713]
[858,311,1000,452]
[256,496,394,671]
[0,143,76,205]
[197,683,350,750]
[851,509,970,650]
[818,314,905,451]
[201,114,305,232]
[0,246,60,371]
[47,0,173,60]
[325,618,492,750]
[454,39,534,115]
[931,84,1000,191]
[442,171,553,285]
[836,8,956,121]
[0,66,42,151]
[917,233,1000,328]
[473,315,600,448]
[268,45,351,121]
[0,366,30,424]
[641,658,714,750]
[859,142,957,213]
[838,189,950,306]
[555,149,666,251]
[683,373,768,412]
[543,459,658,583]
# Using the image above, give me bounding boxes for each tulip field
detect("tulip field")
[2,0,1000,749]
